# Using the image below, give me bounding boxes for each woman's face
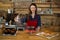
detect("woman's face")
[30,5,36,13]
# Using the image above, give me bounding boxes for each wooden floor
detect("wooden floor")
[0,30,60,40]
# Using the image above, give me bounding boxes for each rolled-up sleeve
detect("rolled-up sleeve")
[37,15,41,27]
[25,17,27,23]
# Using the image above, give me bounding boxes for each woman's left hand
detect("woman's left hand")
[37,26,40,32]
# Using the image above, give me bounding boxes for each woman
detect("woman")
[25,3,41,34]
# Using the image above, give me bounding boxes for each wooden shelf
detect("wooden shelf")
[15,9,28,11]
[33,2,52,4]
[53,11,60,13]
[39,14,53,16]
[0,1,60,13]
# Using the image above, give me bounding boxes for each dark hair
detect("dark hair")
[29,3,37,14]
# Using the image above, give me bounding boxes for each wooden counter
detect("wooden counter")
[0,31,60,40]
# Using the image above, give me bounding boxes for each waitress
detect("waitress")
[25,3,41,34]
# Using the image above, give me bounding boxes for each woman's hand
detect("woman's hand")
[37,26,40,32]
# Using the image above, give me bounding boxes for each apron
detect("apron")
[26,19,37,33]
